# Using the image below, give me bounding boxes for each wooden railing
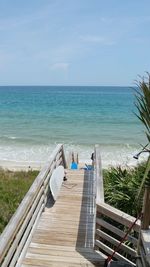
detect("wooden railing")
[94,145,104,204]
[94,145,141,266]
[95,203,140,266]
[0,144,67,267]
[137,229,150,267]
[137,186,150,267]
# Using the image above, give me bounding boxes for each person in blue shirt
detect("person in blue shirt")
[71,152,78,169]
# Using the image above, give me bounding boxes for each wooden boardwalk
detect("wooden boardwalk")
[1,145,148,267]
[20,169,106,267]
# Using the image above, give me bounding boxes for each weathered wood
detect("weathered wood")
[61,144,67,168]
[141,186,150,230]
[136,258,143,267]
[20,169,106,266]
[55,151,62,167]
[95,240,136,266]
[141,229,150,265]
[16,204,44,267]
[1,186,44,267]
[96,218,138,246]
[97,202,141,232]
[9,197,44,267]
[0,144,66,265]
[139,246,147,267]
[96,229,137,257]
[94,145,104,251]
[94,145,104,204]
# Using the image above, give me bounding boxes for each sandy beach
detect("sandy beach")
[0,160,43,171]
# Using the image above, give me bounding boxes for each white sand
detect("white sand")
[0,160,43,171]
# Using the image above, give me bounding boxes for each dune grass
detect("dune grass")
[0,169,39,234]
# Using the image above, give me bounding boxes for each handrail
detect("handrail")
[0,144,66,266]
[97,202,141,232]
[94,146,141,266]
[94,145,104,204]
[95,203,140,266]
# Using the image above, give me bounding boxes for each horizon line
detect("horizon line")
[0,84,133,87]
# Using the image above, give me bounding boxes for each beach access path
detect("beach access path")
[20,169,106,267]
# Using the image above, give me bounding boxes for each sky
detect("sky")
[0,0,150,86]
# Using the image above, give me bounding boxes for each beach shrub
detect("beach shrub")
[0,169,39,233]
[103,162,146,217]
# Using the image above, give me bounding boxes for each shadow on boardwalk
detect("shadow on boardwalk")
[76,169,104,266]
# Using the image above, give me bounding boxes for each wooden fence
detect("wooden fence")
[0,144,67,267]
[94,145,141,266]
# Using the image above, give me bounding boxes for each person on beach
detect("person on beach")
[71,152,78,169]
[91,152,94,168]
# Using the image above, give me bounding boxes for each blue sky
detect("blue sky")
[0,0,150,85]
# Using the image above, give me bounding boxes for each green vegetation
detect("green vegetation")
[103,162,146,217]
[0,169,39,234]
[135,72,150,143]
[134,73,150,198]
[104,73,150,218]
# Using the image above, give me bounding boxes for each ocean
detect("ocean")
[0,86,147,169]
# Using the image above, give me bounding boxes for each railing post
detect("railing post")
[61,144,67,169]
[141,186,150,230]
[94,145,104,250]
[94,145,104,204]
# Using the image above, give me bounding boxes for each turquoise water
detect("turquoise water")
[0,86,146,167]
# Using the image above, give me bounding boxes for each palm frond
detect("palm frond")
[134,72,150,198]
[135,73,150,142]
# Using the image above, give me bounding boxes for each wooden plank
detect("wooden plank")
[18,168,106,266]
[1,188,44,267]
[21,263,103,267]
[27,247,99,258]
[95,240,136,266]
[136,258,143,267]
[141,229,150,265]
[30,242,96,252]
[97,202,141,232]
[96,229,137,257]
[96,218,138,246]
[8,198,44,267]
[139,246,147,267]
[26,250,105,261]
[61,144,67,168]
[15,204,44,267]
[22,259,103,267]
[23,253,104,264]
[0,144,64,263]
[94,145,104,204]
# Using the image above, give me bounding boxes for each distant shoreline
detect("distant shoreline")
[0,160,42,171]
[0,155,145,172]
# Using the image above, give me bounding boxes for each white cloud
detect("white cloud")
[80,35,115,46]
[50,62,69,71]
